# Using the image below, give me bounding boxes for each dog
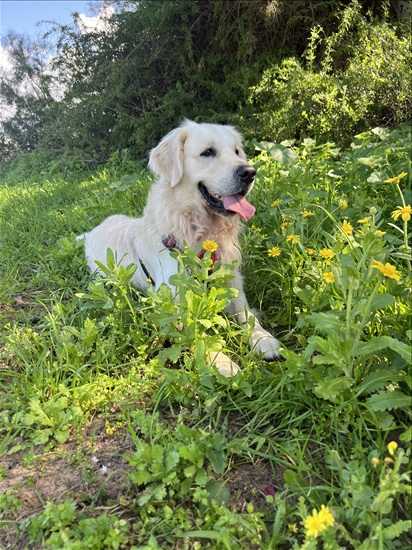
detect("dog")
[80,120,280,375]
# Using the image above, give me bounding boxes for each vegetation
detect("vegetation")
[1,0,410,163]
[1,123,411,548]
[0,0,411,548]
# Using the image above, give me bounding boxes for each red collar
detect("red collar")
[162,234,220,266]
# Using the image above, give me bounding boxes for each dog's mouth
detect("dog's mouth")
[198,183,256,221]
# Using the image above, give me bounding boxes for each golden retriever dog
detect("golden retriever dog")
[81,120,280,375]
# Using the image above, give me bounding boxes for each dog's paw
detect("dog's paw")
[208,351,241,377]
[250,327,281,362]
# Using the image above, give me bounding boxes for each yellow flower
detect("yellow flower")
[280,222,289,229]
[384,457,395,465]
[387,441,398,456]
[323,271,335,284]
[268,246,281,257]
[105,420,116,435]
[371,260,401,281]
[355,230,366,239]
[391,205,412,222]
[342,220,353,235]
[202,240,218,252]
[371,457,380,468]
[358,216,371,224]
[306,248,316,255]
[319,248,335,260]
[286,234,300,245]
[374,230,386,237]
[301,210,315,218]
[338,199,348,209]
[318,505,334,528]
[384,172,407,184]
[304,509,328,539]
[271,199,282,207]
[288,523,298,534]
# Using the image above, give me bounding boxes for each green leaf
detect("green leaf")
[314,376,353,403]
[205,479,231,506]
[354,336,411,363]
[356,367,405,397]
[284,470,309,491]
[367,390,411,412]
[382,520,412,540]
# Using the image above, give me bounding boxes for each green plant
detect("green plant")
[248,1,411,146]
[22,500,130,549]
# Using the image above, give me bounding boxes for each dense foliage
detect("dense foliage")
[0,124,411,548]
[1,0,410,163]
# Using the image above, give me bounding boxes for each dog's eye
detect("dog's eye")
[200,148,216,158]
[235,148,239,156]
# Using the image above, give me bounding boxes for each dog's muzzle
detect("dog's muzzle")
[198,164,256,221]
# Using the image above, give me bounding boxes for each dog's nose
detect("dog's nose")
[237,165,256,184]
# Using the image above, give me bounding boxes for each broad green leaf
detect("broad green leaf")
[367,390,411,412]
[354,337,411,363]
[356,367,404,397]
[314,376,353,402]
[205,479,231,506]
[382,520,412,540]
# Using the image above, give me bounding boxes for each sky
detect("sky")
[0,0,93,38]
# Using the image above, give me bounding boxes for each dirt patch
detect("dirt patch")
[1,419,283,549]
[0,420,134,549]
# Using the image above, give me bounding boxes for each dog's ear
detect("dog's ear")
[149,128,188,187]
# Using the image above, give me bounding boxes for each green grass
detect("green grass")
[0,127,411,549]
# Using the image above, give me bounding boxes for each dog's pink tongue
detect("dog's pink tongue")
[222,194,256,221]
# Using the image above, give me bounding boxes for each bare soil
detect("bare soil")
[0,419,283,550]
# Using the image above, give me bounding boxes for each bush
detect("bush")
[246,1,412,145]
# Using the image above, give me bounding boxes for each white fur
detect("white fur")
[81,120,280,375]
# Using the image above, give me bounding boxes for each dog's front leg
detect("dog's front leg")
[227,272,281,361]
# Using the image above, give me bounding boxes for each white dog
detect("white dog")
[81,120,280,375]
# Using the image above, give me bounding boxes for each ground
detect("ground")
[0,419,282,549]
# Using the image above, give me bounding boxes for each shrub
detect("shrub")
[247,1,412,146]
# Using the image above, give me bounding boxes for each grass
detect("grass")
[0,126,411,549]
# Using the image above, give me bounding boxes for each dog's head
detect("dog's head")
[149,120,256,221]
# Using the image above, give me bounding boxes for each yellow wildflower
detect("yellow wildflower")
[304,509,328,539]
[391,205,412,222]
[387,441,398,456]
[288,523,298,534]
[271,199,282,207]
[338,199,348,209]
[356,230,366,239]
[280,222,289,229]
[306,248,316,255]
[323,272,335,284]
[374,230,386,237]
[202,240,218,252]
[301,210,315,218]
[358,216,371,224]
[371,260,401,281]
[268,246,281,258]
[371,457,380,468]
[384,172,407,184]
[384,457,395,466]
[319,249,335,260]
[286,234,300,245]
[342,220,353,235]
[105,420,116,435]
[318,505,334,528]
